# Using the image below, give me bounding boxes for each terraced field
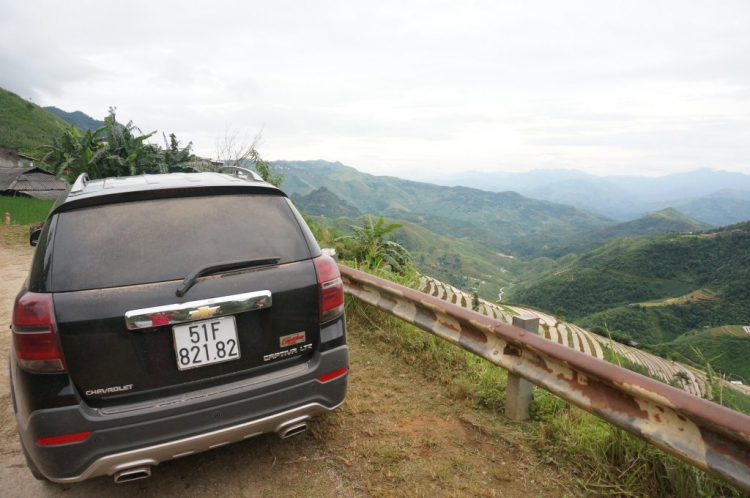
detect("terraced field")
[420,276,750,399]
[709,325,750,337]
[638,288,718,307]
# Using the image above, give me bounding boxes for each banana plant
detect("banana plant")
[340,216,411,274]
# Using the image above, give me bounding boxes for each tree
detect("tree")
[43,108,196,182]
[43,125,106,180]
[214,127,283,187]
[162,132,196,172]
[97,108,162,176]
[340,216,411,274]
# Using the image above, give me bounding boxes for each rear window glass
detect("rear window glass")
[51,195,312,291]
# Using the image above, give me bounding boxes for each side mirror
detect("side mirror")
[30,228,42,247]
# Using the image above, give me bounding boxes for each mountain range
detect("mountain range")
[275,159,750,259]
[275,159,612,259]
[422,168,750,226]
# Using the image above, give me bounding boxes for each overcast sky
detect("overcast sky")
[1,1,749,177]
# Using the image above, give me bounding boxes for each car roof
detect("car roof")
[50,172,284,215]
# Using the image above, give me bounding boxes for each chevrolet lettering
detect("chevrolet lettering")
[85,384,134,396]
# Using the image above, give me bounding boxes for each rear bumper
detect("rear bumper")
[49,402,338,483]
[13,345,349,482]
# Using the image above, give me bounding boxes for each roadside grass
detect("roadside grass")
[315,310,576,497]
[0,197,54,226]
[723,388,750,416]
[345,296,745,497]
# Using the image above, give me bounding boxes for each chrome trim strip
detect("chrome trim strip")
[124,290,272,330]
[46,402,340,483]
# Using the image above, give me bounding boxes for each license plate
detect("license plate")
[173,316,240,371]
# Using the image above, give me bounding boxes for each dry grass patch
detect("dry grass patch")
[0,225,31,246]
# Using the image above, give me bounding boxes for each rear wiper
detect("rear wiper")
[176,257,280,297]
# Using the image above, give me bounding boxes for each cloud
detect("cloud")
[1,0,749,176]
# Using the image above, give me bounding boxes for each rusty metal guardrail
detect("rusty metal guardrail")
[339,264,750,493]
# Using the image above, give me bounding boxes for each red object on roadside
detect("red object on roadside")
[151,314,170,326]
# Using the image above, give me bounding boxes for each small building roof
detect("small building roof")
[0,166,68,199]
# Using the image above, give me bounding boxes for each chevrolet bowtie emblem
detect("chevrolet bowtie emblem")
[189,305,220,319]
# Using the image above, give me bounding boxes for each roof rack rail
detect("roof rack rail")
[218,166,263,181]
[70,173,90,194]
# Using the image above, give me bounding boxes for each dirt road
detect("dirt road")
[0,235,571,497]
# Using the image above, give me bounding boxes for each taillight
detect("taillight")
[317,366,349,383]
[12,291,66,372]
[313,255,344,323]
[37,431,92,446]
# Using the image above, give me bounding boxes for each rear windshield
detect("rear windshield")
[51,194,313,291]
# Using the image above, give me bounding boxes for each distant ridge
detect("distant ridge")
[292,187,361,218]
[428,167,750,225]
[43,106,104,131]
[546,208,713,257]
[664,189,750,226]
[616,208,712,234]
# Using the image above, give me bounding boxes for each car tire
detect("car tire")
[20,440,47,481]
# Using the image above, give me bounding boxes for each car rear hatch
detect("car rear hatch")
[49,193,323,408]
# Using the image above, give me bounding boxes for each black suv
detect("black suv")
[10,168,349,483]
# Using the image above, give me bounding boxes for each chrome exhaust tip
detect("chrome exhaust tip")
[113,465,151,483]
[278,422,308,439]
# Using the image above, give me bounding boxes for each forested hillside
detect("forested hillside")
[0,88,68,155]
[543,208,712,258]
[510,222,750,379]
[546,208,711,258]
[513,223,749,313]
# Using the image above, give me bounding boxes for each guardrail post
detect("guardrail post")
[505,316,540,421]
